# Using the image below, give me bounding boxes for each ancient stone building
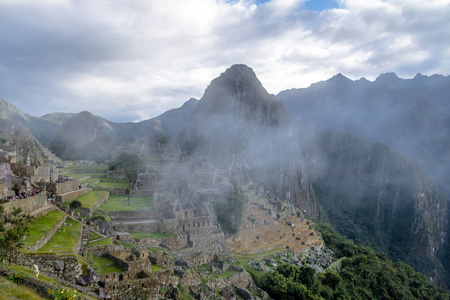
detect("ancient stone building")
[0,155,12,198]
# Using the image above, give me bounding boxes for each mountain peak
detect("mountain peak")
[375,72,399,82]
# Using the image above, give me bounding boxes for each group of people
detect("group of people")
[11,190,42,200]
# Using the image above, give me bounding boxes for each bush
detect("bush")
[48,287,80,300]
[69,200,82,210]
[8,273,24,284]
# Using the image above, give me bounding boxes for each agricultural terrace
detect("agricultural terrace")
[24,211,66,247]
[86,253,124,275]
[97,195,153,211]
[75,190,109,209]
[37,218,82,253]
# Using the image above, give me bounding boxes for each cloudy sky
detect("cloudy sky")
[0,0,449,122]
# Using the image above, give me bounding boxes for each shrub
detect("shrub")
[48,288,80,300]
[69,200,82,210]
[8,273,24,284]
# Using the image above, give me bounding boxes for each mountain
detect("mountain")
[49,111,114,161]
[277,73,450,197]
[179,64,287,158]
[177,65,449,287]
[0,99,75,148]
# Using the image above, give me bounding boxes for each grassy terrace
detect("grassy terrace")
[131,231,175,239]
[3,263,96,300]
[86,253,124,275]
[66,165,109,172]
[0,276,45,300]
[24,211,66,247]
[65,172,107,179]
[97,195,153,211]
[87,237,112,248]
[37,218,82,253]
[76,190,109,209]
[95,181,129,189]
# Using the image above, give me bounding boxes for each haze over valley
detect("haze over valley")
[1,1,450,299]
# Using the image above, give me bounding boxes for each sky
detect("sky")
[0,0,449,122]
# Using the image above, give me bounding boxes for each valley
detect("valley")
[1,64,449,299]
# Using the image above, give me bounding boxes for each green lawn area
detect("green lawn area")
[24,211,66,247]
[81,178,100,184]
[89,231,102,241]
[88,254,124,274]
[0,276,45,300]
[75,190,109,209]
[95,181,129,189]
[5,263,96,300]
[37,218,82,253]
[152,264,164,272]
[87,237,112,248]
[65,172,106,179]
[131,231,175,239]
[97,195,153,211]
[66,165,109,172]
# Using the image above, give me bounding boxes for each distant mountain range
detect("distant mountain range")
[0,65,449,288]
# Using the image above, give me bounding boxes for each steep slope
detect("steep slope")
[49,111,114,162]
[0,99,75,148]
[304,130,448,283]
[179,64,287,158]
[277,73,450,197]
[0,119,48,165]
[154,97,198,139]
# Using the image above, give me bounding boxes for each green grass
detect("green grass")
[80,178,100,185]
[64,172,105,179]
[152,264,165,272]
[97,195,153,211]
[89,255,124,274]
[130,231,175,239]
[95,182,129,189]
[0,276,45,300]
[66,165,109,172]
[37,218,82,253]
[4,263,96,300]
[24,211,66,247]
[87,237,112,248]
[89,231,101,241]
[75,190,109,209]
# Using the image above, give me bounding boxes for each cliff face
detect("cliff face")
[306,130,448,281]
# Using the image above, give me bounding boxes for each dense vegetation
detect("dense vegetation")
[259,223,450,300]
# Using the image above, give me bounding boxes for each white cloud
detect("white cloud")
[0,0,448,121]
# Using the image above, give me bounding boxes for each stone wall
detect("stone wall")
[104,270,176,300]
[107,210,157,220]
[36,180,81,196]
[10,164,57,184]
[2,192,47,214]
[56,188,92,204]
[27,215,67,252]
[13,252,82,283]
[86,244,119,257]
[114,222,160,233]
[0,162,12,194]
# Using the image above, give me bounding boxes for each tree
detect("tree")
[110,152,145,205]
[0,205,33,267]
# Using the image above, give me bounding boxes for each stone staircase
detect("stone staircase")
[79,225,90,256]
